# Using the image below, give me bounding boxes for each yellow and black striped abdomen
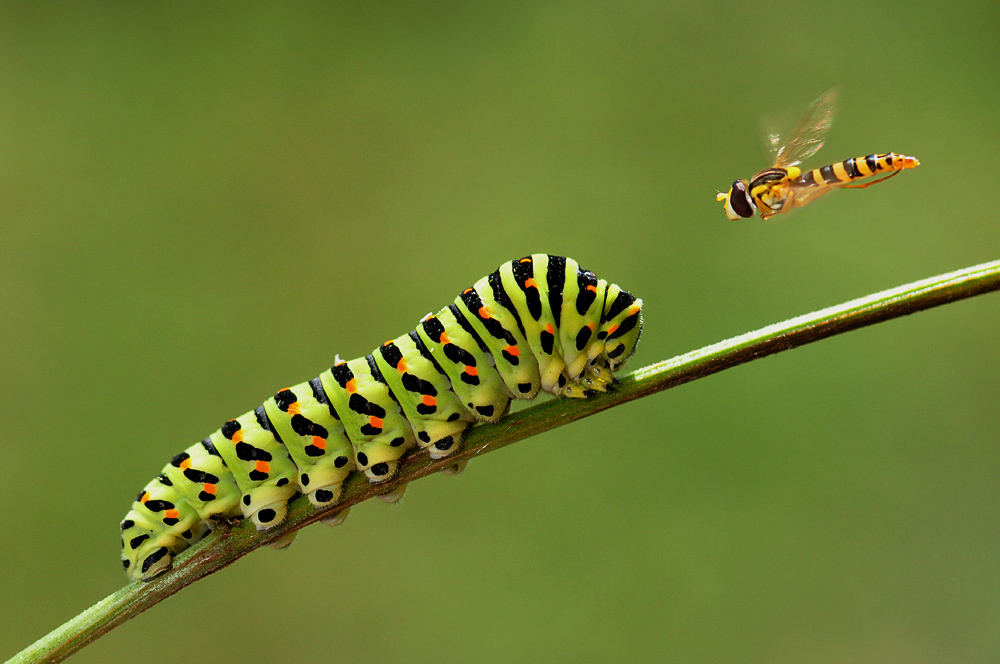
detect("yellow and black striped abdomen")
[795,152,919,188]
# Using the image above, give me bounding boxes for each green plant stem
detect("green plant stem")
[8,259,1000,664]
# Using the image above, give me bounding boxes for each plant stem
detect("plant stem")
[7,259,1000,664]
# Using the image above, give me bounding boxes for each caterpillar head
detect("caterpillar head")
[598,286,643,370]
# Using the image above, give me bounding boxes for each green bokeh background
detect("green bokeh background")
[2,2,998,662]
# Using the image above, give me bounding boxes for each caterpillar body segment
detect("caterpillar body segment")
[161,440,243,521]
[263,381,356,508]
[320,358,419,483]
[454,278,542,402]
[120,254,643,581]
[414,306,512,423]
[373,334,476,460]
[211,410,300,530]
[598,282,644,370]
[500,254,580,395]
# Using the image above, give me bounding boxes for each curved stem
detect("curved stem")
[7,259,1000,664]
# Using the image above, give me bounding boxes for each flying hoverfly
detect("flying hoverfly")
[716,88,919,221]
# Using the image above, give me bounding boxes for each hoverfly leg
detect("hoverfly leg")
[836,169,903,189]
[783,189,797,213]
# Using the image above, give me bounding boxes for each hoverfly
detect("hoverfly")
[716,88,919,221]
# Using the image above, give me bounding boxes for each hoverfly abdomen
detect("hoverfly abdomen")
[796,153,920,189]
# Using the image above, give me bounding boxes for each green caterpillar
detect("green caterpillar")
[120,254,644,581]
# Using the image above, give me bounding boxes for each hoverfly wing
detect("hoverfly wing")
[768,86,840,169]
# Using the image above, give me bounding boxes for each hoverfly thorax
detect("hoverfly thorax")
[747,167,801,217]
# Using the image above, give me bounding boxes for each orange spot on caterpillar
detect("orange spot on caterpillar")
[311,436,326,450]
[440,332,451,344]
[463,288,474,294]
[164,509,179,520]
[346,378,357,393]
[478,306,491,319]
[524,278,538,290]
[505,345,519,356]
[587,285,597,293]
[607,324,619,335]
[179,458,192,470]
[587,323,595,330]
[203,483,217,495]
[140,492,150,503]
[232,430,244,444]
[255,461,269,474]
[422,395,436,406]
[288,402,301,416]
[545,323,555,334]
[370,416,383,429]
[465,366,478,377]
[397,359,408,372]
[520,258,531,263]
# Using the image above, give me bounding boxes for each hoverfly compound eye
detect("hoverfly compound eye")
[718,179,755,221]
[729,180,754,219]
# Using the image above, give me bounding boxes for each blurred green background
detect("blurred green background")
[2,2,998,662]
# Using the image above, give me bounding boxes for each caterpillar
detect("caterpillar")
[120,254,643,581]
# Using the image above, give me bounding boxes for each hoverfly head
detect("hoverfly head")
[716,179,755,220]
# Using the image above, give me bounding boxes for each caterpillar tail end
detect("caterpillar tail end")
[125,545,174,582]
[902,155,920,169]
[121,509,208,582]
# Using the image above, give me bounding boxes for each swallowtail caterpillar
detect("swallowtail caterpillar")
[120,254,643,581]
